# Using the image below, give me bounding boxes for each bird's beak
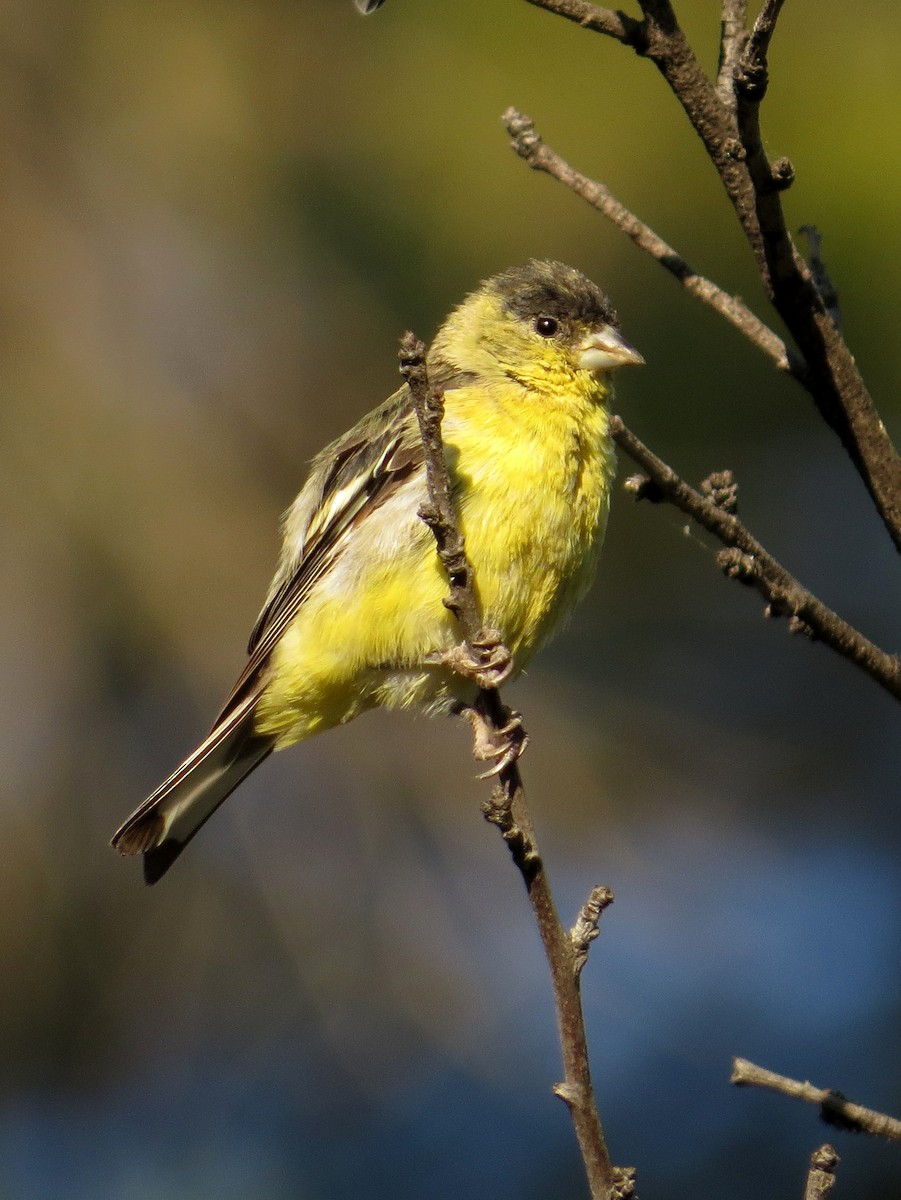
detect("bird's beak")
[578,325,645,374]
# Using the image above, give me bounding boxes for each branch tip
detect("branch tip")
[502,111,800,381]
[805,1145,840,1200]
[571,885,614,978]
[553,1081,581,1106]
[623,472,665,504]
[611,1166,638,1200]
[770,155,795,191]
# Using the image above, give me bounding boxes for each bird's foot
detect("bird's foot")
[442,628,515,690]
[463,701,529,779]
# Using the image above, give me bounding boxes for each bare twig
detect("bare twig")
[399,334,628,1200]
[716,0,748,109]
[398,334,485,646]
[610,416,901,703]
[525,0,758,243]
[522,0,642,42]
[503,108,803,381]
[732,1058,901,1141]
[516,4,901,554]
[732,4,798,289]
[804,1145,840,1200]
[634,1,767,268]
[742,0,788,82]
[728,7,901,554]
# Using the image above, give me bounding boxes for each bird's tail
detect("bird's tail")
[111,693,273,884]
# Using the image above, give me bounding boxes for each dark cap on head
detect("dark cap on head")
[488,260,617,329]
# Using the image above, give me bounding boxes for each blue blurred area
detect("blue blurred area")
[0,0,899,1196]
[2,827,899,1197]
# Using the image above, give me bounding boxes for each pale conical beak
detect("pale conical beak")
[579,324,644,374]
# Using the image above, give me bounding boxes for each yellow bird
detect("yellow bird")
[112,261,643,882]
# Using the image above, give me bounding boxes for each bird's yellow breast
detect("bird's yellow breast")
[445,372,615,665]
[255,372,615,745]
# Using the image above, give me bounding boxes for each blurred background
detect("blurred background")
[1,1,900,1196]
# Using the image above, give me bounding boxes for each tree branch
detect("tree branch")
[716,0,748,108]
[502,107,802,381]
[517,1,901,554]
[522,0,642,42]
[732,1059,901,1141]
[610,416,901,703]
[743,0,788,80]
[398,336,484,646]
[398,334,630,1200]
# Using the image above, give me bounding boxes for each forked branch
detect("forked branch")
[517,1,901,552]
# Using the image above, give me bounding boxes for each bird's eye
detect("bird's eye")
[535,316,559,338]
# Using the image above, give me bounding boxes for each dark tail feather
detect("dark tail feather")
[112,694,273,884]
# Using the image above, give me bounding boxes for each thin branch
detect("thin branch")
[742,0,788,80]
[733,91,901,552]
[610,415,901,704]
[398,335,484,646]
[733,4,798,290]
[522,0,642,42]
[634,2,767,269]
[732,1058,901,1141]
[398,334,630,1200]
[727,3,901,555]
[520,1,901,554]
[502,108,803,381]
[525,0,762,254]
[804,1146,840,1200]
[716,0,748,109]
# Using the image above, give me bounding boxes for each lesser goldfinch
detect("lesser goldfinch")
[112,261,642,883]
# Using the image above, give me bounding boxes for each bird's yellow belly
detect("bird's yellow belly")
[255,395,614,747]
[457,412,613,665]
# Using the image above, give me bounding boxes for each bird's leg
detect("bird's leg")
[440,627,515,690]
[462,694,529,779]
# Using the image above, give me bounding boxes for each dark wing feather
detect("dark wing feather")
[217,386,425,720]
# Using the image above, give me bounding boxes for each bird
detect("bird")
[111,261,643,883]
[354,0,385,12]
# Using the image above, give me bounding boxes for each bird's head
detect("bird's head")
[429,260,643,396]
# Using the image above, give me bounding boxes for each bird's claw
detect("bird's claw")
[442,628,515,690]
[464,705,529,778]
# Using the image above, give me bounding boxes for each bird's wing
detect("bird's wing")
[216,386,425,720]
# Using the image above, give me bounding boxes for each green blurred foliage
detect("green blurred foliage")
[1,2,900,1197]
